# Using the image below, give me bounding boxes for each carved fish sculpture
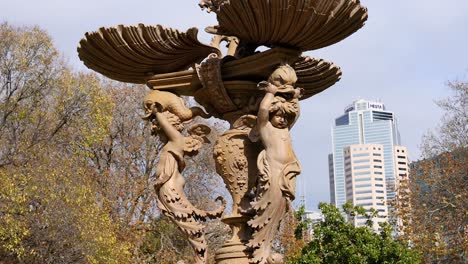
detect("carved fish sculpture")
[143,90,210,121]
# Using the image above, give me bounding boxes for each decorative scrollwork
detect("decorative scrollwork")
[210,35,239,58]
[195,58,238,116]
[213,118,260,215]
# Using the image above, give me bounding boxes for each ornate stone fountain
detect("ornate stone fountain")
[77,1,368,263]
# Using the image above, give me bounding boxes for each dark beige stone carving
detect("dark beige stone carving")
[293,56,342,99]
[77,1,368,263]
[199,0,229,13]
[204,0,368,52]
[210,35,239,57]
[195,57,238,117]
[143,90,210,123]
[247,65,302,264]
[213,115,260,264]
[77,24,220,83]
[146,98,226,264]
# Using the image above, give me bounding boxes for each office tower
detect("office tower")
[394,146,410,232]
[394,146,410,182]
[344,144,388,230]
[329,99,407,229]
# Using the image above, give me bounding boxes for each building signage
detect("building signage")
[368,102,384,110]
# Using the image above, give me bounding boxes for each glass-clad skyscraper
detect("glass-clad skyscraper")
[329,99,401,209]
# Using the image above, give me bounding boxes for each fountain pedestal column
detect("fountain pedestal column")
[213,121,261,263]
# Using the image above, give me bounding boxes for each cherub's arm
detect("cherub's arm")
[154,104,183,143]
[257,82,278,127]
[289,87,304,129]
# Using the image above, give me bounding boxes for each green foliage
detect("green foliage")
[294,205,311,240]
[288,203,420,264]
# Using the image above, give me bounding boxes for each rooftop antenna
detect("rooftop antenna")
[299,176,306,209]
[300,194,306,208]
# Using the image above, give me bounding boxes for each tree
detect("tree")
[276,205,310,261]
[420,80,467,158]
[0,22,64,168]
[0,21,229,263]
[402,79,467,263]
[0,22,130,263]
[288,203,420,264]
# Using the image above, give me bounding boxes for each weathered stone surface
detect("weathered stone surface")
[204,0,368,52]
[144,95,225,264]
[145,48,341,116]
[78,1,368,263]
[246,65,302,264]
[77,24,220,83]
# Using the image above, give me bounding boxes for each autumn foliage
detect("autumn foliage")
[398,80,468,263]
[0,22,227,263]
[1,21,466,264]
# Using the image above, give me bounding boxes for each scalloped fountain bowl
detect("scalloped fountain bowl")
[206,0,368,51]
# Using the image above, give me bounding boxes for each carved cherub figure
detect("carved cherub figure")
[149,102,225,264]
[247,65,302,264]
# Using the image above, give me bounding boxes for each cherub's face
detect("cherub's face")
[270,111,288,129]
[192,126,203,135]
[184,137,203,156]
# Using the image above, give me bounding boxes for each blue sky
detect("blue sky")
[2,0,467,210]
